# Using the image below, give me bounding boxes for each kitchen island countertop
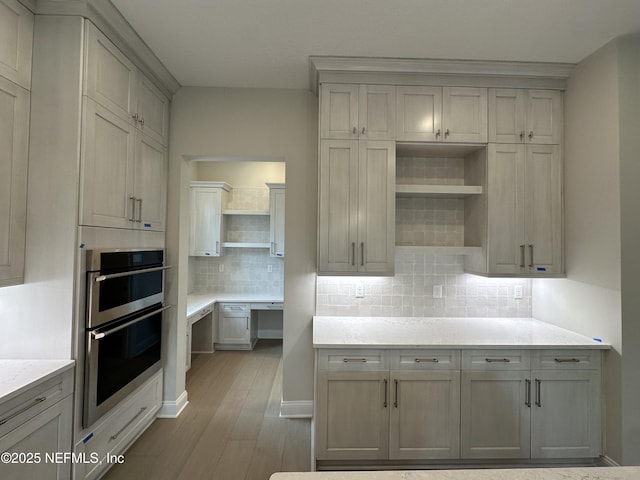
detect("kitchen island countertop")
[313,316,609,349]
[0,359,74,404]
[271,467,640,480]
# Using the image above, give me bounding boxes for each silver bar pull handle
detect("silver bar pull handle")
[520,245,525,268]
[0,397,46,425]
[109,407,147,441]
[343,358,367,363]
[520,131,525,141]
[393,379,398,408]
[525,379,531,407]
[271,242,275,255]
[94,265,171,282]
[360,242,364,267]
[136,198,143,223]
[436,129,441,138]
[129,196,136,222]
[352,126,357,135]
[529,244,534,268]
[361,127,365,135]
[92,305,171,339]
[216,241,220,254]
[485,358,511,363]
[383,379,388,408]
[535,379,542,407]
[444,129,450,138]
[554,358,580,363]
[351,242,355,266]
[414,358,439,363]
[529,131,534,140]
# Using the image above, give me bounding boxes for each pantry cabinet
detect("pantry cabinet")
[318,140,395,275]
[396,86,487,143]
[189,182,230,257]
[489,88,562,145]
[320,83,395,140]
[0,0,33,89]
[79,99,167,231]
[481,143,562,276]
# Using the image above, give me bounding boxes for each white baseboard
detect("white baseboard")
[157,390,189,418]
[280,400,313,418]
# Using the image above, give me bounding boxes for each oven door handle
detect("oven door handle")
[91,305,171,339]
[94,265,172,282]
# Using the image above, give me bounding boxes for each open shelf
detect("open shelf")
[222,242,271,249]
[395,245,481,256]
[396,184,482,198]
[222,210,269,216]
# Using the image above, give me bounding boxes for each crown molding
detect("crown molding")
[31,0,180,97]
[309,56,575,93]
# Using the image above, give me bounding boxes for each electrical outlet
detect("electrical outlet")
[267,264,273,273]
[433,285,443,299]
[355,283,365,298]
[219,264,225,273]
[514,285,523,300]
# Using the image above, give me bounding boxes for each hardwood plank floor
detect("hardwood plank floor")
[103,339,311,480]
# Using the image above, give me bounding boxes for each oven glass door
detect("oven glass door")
[84,304,165,427]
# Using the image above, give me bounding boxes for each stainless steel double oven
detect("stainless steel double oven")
[83,248,169,427]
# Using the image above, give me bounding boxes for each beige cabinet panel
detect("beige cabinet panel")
[358,85,395,140]
[526,90,562,145]
[218,314,250,345]
[269,184,285,257]
[316,370,389,460]
[189,184,224,257]
[134,134,167,231]
[489,88,526,143]
[320,83,358,139]
[442,87,487,143]
[530,370,601,458]
[84,21,137,122]
[396,86,442,141]
[79,99,136,229]
[136,74,170,146]
[389,371,460,460]
[0,0,33,89]
[461,370,531,459]
[0,77,28,286]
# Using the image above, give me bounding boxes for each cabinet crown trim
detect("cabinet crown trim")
[309,56,574,93]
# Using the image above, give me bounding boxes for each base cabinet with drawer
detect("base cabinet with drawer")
[315,348,602,466]
[215,303,257,350]
[0,367,73,480]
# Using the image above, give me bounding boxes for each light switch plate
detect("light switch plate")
[514,285,523,299]
[267,264,273,273]
[219,264,225,273]
[355,283,365,298]
[433,285,443,298]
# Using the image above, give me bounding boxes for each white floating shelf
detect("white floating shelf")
[222,242,271,249]
[395,245,482,256]
[222,210,270,215]
[396,184,482,198]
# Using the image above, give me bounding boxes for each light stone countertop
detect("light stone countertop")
[0,359,75,404]
[313,316,609,349]
[187,293,283,319]
[270,467,640,480]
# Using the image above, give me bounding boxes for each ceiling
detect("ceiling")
[112,0,640,90]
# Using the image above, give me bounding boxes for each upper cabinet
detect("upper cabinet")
[84,22,170,146]
[321,84,396,140]
[396,86,487,143]
[489,89,562,144]
[189,182,230,257]
[0,0,33,90]
[268,184,285,258]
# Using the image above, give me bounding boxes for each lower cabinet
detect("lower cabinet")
[215,303,257,350]
[315,348,603,466]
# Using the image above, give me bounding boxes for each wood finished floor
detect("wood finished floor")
[103,339,311,480]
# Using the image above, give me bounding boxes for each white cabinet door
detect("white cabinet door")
[136,74,170,146]
[0,0,33,89]
[190,186,222,257]
[359,85,395,140]
[318,140,359,273]
[0,77,29,287]
[84,21,137,123]
[218,315,250,345]
[461,370,531,459]
[489,88,526,143]
[357,140,395,275]
[396,86,442,142]
[316,370,389,460]
[526,90,562,145]
[389,371,460,460]
[486,144,525,275]
[79,98,136,229]
[524,145,562,275]
[320,83,359,139]
[269,185,285,257]
[442,87,487,143]
[530,370,601,459]
[133,133,167,231]
[0,396,72,480]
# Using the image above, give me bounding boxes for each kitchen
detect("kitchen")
[1,1,640,480]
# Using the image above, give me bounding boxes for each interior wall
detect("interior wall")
[193,161,285,186]
[167,87,318,408]
[532,39,623,462]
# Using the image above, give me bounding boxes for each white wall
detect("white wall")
[532,36,640,464]
[193,161,285,186]
[167,87,317,410]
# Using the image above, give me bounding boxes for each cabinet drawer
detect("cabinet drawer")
[532,350,601,370]
[391,349,460,370]
[317,349,388,371]
[462,350,531,370]
[250,302,283,311]
[219,303,250,315]
[77,370,161,480]
[188,304,214,326]
[0,368,73,438]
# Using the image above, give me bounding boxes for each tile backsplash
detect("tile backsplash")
[316,252,532,318]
